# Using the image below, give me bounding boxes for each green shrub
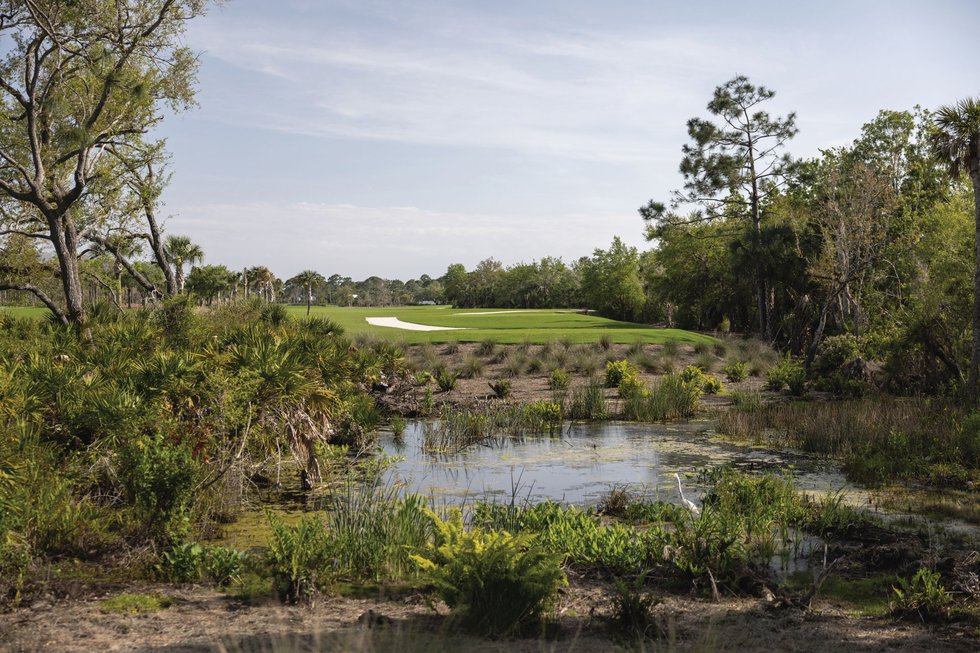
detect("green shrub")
[154,294,198,347]
[679,365,705,385]
[412,511,566,637]
[524,401,563,433]
[476,339,497,357]
[548,368,570,391]
[487,379,511,399]
[812,334,860,377]
[622,374,701,421]
[701,375,723,395]
[605,359,639,388]
[259,303,289,327]
[765,356,805,395]
[159,542,206,582]
[618,375,647,400]
[459,354,484,379]
[606,572,661,641]
[204,546,247,586]
[118,433,198,545]
[390,415,408,439]
[891,568,952,622]
[266,514,329,603]
[436,368,459,392]
[723,361,748,383]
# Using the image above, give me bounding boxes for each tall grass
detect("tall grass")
[621,374,701,421]
[716,398,976,486]
[566,377,607,420]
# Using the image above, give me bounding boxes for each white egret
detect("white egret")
[674,473,701,518]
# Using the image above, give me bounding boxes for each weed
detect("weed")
[606,572,661,641]
[98,593,174,614]
[723,361,748,383]
[891,568,952,622]
[488,379,512,399]
[436,368,458,392]
[458,354,483,379]
[476,338,497,357]
[567,378,607,420]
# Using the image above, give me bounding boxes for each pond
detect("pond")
[381,419,851,507]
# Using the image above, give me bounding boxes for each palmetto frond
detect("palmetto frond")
[929,97,980,179]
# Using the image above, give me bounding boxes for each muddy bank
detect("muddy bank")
[2,580,977,653]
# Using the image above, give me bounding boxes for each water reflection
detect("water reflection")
[382,420,844,506]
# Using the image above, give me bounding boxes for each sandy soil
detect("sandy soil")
[2,581,976,653]
[364,317,467,332]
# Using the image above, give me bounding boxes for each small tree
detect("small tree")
[164,235,204,293]
[641,76,798,340]
[288,270,325,315]
[930,97,980,400]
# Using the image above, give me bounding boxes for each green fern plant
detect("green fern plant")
[412,510,567,637]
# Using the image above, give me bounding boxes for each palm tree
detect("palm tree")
[164,235,204,293]
[289,270,326,316]
[930,98,980,400]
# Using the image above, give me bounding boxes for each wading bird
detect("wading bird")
[674,473,701,518]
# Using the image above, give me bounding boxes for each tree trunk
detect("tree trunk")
[970,172,980,402]
[145,206,178,295]
[49,212,90,341]
[306,285,312,316]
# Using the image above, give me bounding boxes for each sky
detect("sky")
[157,0,980,280]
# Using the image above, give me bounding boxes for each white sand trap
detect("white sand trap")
[452,310,526,316]
[366,317,468,331]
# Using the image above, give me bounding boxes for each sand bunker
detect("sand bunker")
[365,317,468,331]
[452,310,527,316]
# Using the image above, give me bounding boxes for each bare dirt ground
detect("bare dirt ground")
[384,341,772,415]
[2,580,977,653]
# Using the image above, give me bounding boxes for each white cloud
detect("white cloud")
[189,14,761,162]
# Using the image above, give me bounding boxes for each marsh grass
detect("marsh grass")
[716,398,975,486]
[421,403,566,453]
[621,375,701,421]
[566,377,607,420]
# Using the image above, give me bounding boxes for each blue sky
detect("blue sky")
[158,0,980,279]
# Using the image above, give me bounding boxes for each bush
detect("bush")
[266,514,329,603]
[259,303,289,327]
[436,368,459,392]
[488,379,511,399]
[812,334,860,377]
[723,361,748,383]
[605,359,639,388]
[891,568,952,622]
[765,356,805,395]
[606,572,661,641]
[476,339,497,357]
[679,365,705,385]
[524,400,563,433]
[159,542,205,582]
[412,511,566,637]
[118,434,198,545]
[548,368,570,391]
[701,375,723,395]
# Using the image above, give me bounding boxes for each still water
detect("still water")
[381,420,849,506]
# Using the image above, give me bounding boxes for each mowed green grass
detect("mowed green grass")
[0,304,716,345]
[0,306,51,319]
[287,305,715,345]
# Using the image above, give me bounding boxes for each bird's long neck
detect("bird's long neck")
[675,476,684,500]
